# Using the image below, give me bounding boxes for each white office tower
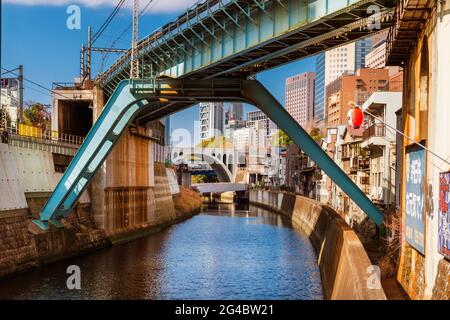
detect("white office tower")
[199,102,224,141]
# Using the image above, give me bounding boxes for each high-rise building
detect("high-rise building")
[246,110,277,137]
[314,38,373,123]
[248,120,268,167]
[199,102,224,141]
[224,119,246,140]
[233,127,250,153]
[325,43,356,86]
[226,103,243,122]
[223,102,245,139]
[286,72,315,129]
[314,53,326,123]
[355,37,372,70]
[365,31,403,86]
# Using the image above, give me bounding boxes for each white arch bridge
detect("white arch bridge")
[172,147,246,183]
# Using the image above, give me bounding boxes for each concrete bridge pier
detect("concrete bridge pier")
[90,87,107,230]
[52,84,181,239]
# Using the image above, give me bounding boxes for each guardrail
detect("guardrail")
[0,122,85,146]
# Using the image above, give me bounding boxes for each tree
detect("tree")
[23,102,50,130]
[192,174,219,184]
[0,107,12,128]
[276,129,293,147]
[309,127,323,141]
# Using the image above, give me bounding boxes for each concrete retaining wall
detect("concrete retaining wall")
[166,167,180,195]
[250,190,387,300]
[0,144,27,211]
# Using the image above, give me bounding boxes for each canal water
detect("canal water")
[0,204,323,300]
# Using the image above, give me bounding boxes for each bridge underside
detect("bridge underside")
[35,78,383,230]
[98,0,395,97]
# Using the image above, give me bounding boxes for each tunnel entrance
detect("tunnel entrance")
[57,100,92,137]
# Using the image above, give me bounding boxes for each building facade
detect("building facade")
[314,39,373,124]
[0,78,19,125]
[199,102,224,141]
[385,0,450,300]
[226,102,243,122]
[246,110,277,138]
[325,68,389,126]
[286,72,315,130]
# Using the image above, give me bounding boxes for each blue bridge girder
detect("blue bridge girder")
[96,0,395,98]
[36,78,383,229]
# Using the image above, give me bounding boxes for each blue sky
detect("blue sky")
[1,1,316,141]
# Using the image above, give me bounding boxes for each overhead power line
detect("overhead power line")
[1,67,75,101]
[91,0,127,45]
[99,0,158,73]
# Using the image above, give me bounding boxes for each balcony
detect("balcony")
[350,157,370,173]
[362,124,387,149]
[359,157,370,171]
[350,157,359,173]
[363,124,386,139]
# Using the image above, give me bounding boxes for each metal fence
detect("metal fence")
[0,121,85,146]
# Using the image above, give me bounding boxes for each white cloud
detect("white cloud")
[4,0,199,13]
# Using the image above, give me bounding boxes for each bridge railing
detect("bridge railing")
[96,0,360,88]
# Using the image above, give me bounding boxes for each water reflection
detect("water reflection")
[0,204,323,300]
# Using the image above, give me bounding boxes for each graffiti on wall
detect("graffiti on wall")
[405,145,426,254]
[439,172,450,259]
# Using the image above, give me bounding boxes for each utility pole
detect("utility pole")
[18,65,23,123]
[80,44,85,78]
[87,26,92,80]
[130,0,140,79]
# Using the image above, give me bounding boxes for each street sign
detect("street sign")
[405,144,426,254]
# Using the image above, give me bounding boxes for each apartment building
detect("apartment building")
[325,68,389,126]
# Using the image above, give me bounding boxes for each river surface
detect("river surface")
[0,203,323,300]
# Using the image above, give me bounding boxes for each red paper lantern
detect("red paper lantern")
[348,106,364,128]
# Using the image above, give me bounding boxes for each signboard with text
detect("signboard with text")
[405,145,426,254]
[439,172,450,260]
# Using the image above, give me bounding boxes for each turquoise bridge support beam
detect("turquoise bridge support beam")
[241,80,384,226]
[34,80,158,230]
[35,78,383,229]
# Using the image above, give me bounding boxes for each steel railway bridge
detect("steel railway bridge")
[34,0,397,229]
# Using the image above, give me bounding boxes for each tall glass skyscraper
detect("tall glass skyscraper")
[355,38,373,70]
[314,53,326,122]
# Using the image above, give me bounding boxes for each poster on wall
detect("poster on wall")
[405,145,426,255]
[438,172,450,259]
